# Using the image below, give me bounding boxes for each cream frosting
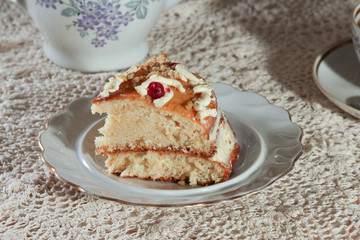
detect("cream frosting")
[175,64,204,85]
[123,64,139,76]
[99,61,218,123]
[153,83,174,108]
[196,107,217,123]
[135,75,185,108]
[174,65,216,123]
[193,84,212,93]
[210,113,236,164]
[209,110,222,141]
[99,74,126,98]
[193,84,214,122]
[99,65,139,98]
[135,75,185,96]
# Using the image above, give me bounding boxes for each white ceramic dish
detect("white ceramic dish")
[39,83,303,207]
[12,0,179,72]
[313,38,360,118]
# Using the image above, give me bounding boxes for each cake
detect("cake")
[91,53,240,186]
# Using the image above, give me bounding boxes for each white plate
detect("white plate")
[313,38,360,118]
[39,83,303,206]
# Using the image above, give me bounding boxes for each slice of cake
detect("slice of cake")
[91,53,239,185]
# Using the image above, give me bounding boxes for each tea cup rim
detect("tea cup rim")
[352,2,360,27]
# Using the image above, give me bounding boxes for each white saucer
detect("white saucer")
[313,38,360,118]
[39,83,303,207]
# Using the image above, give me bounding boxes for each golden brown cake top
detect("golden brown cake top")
[92,53,218,128]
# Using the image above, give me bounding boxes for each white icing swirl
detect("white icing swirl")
[175,64,204,84]
[135,75,185,108]
[193,84,212,93]
[195,92,212,106]
[99,65,139,98]
[193,84,213,106]
[153,83,174,108]
[99,75,125,98]
[193,100,217,123]
[197,108,217,122]
[174,64,217,123]
[123,64,139,75]
[135,75,185,96]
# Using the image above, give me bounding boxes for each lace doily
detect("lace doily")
[1,0,359,239]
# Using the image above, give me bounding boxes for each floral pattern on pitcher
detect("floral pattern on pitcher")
[36,0,159,48]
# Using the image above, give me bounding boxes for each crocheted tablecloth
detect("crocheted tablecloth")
[1,0,359,239]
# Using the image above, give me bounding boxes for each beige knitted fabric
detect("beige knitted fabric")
[1,0,360,239]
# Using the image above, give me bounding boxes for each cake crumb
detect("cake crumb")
[185,100,194,110]
[178,180,186,186]
[127,73,135,80]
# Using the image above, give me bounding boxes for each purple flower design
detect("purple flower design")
[79,1,98,16]
[78,15,96,31]
[101,3,122,20]
[91,38,106,48]
[97,22,119,39]
[93,11,108,25]
[37,0,152,48]
[41,0,57,9]
[119,11,135,26]
[78,2,105,26]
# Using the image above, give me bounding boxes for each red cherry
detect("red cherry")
[148,82,165,99]
[169,62,179,70]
